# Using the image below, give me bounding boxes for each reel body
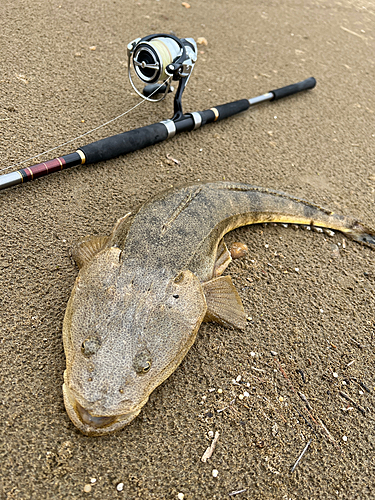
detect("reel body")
[127,33,197,120]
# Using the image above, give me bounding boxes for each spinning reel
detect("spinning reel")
[127,33,197,121]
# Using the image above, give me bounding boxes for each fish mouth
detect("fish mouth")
[62,382,144,436]
[75,401,119,429]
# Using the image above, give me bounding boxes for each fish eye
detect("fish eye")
[142,361,151,373]
[81,336,101,357]
[133,351,152,375]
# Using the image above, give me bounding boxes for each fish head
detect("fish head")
[62,248,207,435]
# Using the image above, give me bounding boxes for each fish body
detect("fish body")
[62,182,375,435]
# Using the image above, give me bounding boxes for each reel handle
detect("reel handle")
[143,84,173,97]
[270,77,316,101]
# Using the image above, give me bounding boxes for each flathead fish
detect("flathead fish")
[62,182,375,435]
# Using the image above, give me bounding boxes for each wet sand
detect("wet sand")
[1,0,374,498]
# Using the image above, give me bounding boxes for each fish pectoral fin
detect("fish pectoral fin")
[71,213,131,269]
[202,275,247,330]
[71,235,109,269]
[213,239,232,277]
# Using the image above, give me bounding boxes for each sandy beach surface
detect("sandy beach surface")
[1,0,374,498]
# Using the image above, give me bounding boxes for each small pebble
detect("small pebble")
[324,229,335,237]
[84,485,92,493]
[279,396,284,402]
[330,244,340,258]
[333,372,339,378]
[243,391,250,397]
[212,469,219,478]
[117,483,124,492]
[265,244,269,249]
[238,394,244,400]
[295,268,299,272]
[230,242,248,259]
[250,351,256,357]
[208,430,214,438]
[236,375,242,382]
[343,436,348,442]
[342,381,347,385]
[281,223,289,228]
[359,390,364,395]
[270,351,278,356]
[319,309,324,313]
[197,37,208,45]
[177,493,185,500]
[217,388,223,394]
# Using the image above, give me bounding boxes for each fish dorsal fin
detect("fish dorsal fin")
[202,275,247,330]
[71,235,110,269]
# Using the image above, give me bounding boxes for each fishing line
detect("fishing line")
[0,76,172,174]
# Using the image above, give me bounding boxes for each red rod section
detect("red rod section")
[19,157,66,181]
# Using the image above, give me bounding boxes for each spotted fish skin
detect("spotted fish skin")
[62,182,375,435]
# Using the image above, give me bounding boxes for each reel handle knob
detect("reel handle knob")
[143,84,174,97]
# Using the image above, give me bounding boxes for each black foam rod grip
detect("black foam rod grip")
[80,123,169,164]
[270,77,316,101]
[214,99,251,121]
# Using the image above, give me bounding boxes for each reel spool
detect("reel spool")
[127,33,197,120]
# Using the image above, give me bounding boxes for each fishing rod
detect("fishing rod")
[0,33,316,192]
